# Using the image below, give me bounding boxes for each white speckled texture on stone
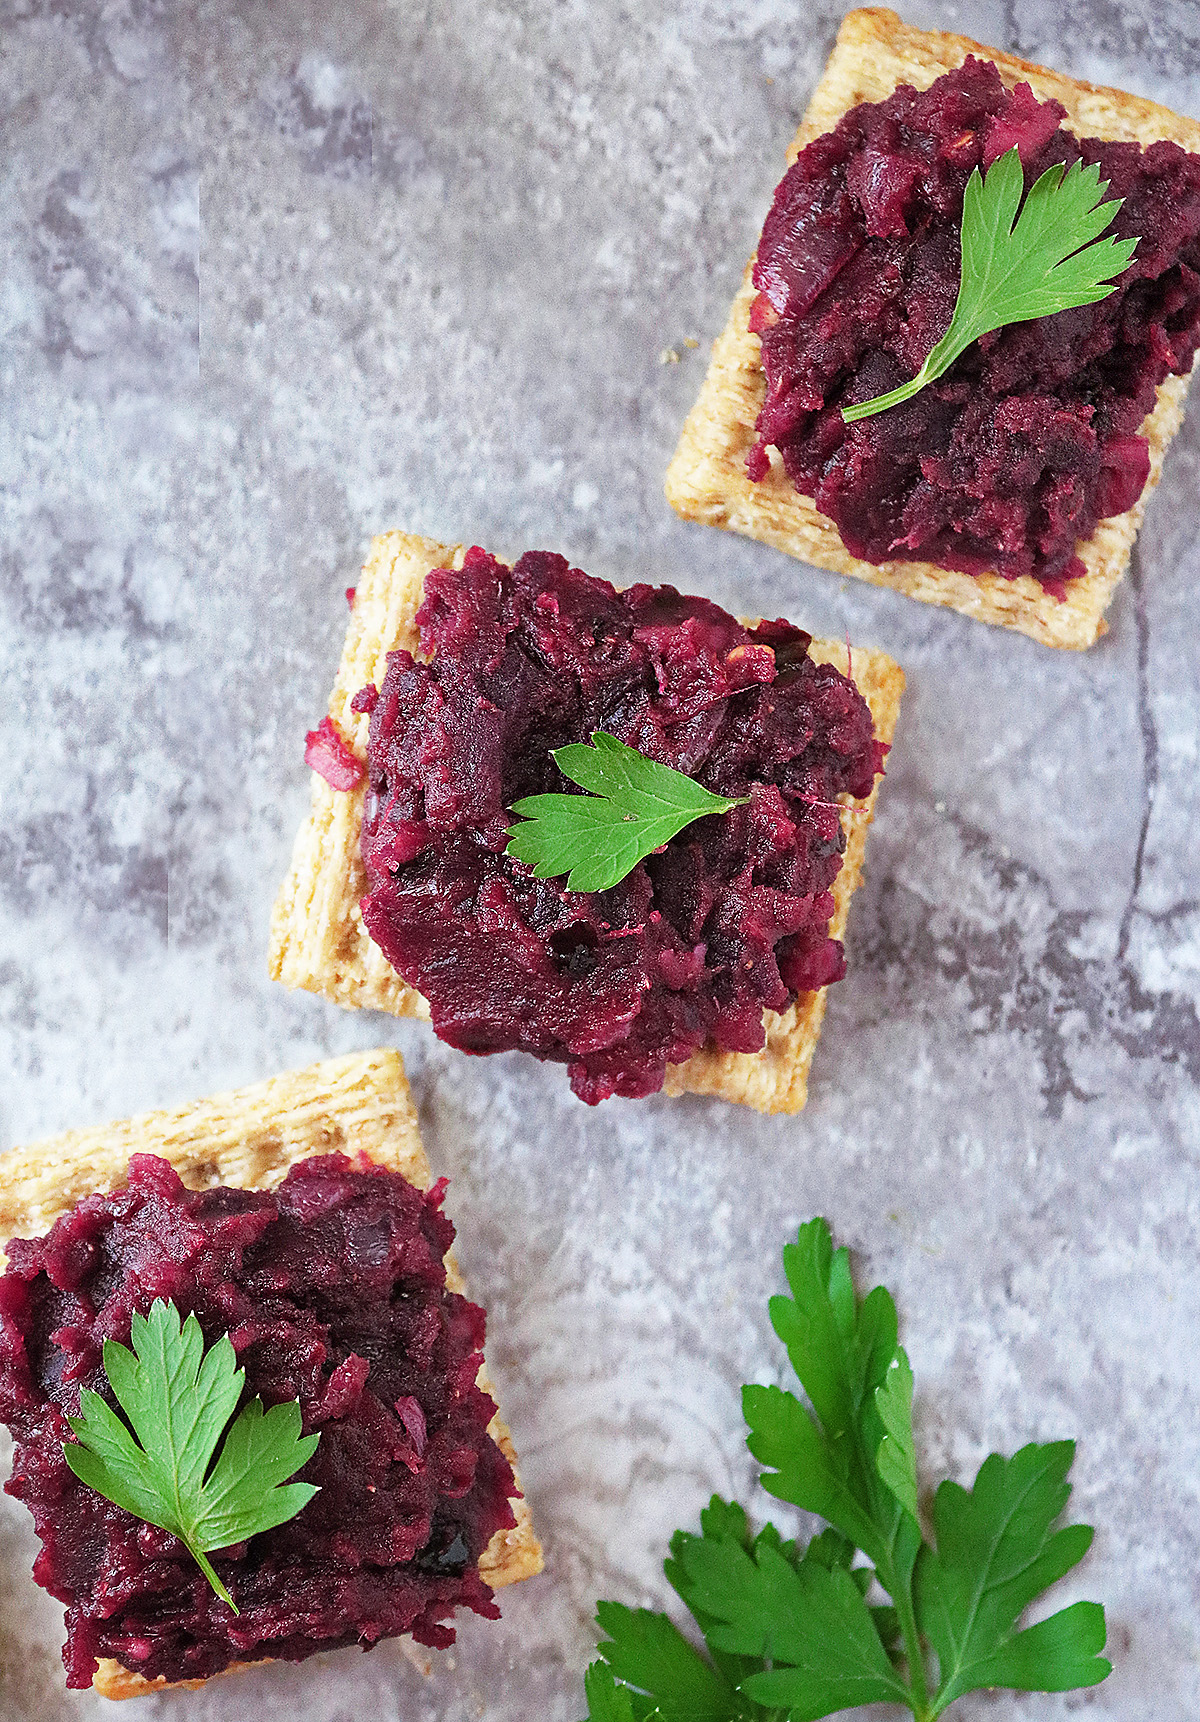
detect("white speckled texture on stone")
[2,1,1199,1717]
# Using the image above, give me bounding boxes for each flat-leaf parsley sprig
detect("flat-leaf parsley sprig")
[580,1218,1110,1721]
[843,146,1139,424]
[64,1298,320,1611]
[505,730,746,894]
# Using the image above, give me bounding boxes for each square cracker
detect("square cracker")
[664,6,1200,650]
[0,1048,543,1699]
[269,531,905,1116]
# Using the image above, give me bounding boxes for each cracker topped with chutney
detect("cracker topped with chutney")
[0,1051,541,1697]
[270,532,905,1115]
[666,8,1200,648]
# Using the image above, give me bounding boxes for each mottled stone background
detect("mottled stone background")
[2,1,1198,1717]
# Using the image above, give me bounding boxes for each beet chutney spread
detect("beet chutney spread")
[749,58,1200,592]
[0,1153,518,1688]
[357,548,885,1104]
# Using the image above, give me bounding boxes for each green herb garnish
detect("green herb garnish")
[580,1218,1110,1721]
[505,731,746,893]
[843,146,1138,424]
[64,1298,320,1612]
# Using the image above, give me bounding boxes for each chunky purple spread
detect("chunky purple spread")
[748,58,1200,593]
[0,1154,518,1689]
[358,548,885,1104]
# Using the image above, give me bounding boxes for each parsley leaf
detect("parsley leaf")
[596,1601,742,1718]
[64,1298,320,1612]
[505,731,746,893]
[875,1348,919,1523]
[915,1442,1107,1708]
[583,1662,641,1722]
[579,1218,1110,1722]
[673,1531,910,1716]
[843,146,1139,423]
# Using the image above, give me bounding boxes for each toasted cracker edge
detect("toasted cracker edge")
[662,635,904,1112]
[0,1048,543,1699]
[268,531,904,1115]
[664,6,1200,650]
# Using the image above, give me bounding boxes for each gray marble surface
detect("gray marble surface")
[2,1,1199,1717]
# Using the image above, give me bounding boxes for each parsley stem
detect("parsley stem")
[867,1532,928,1719]
[841,361,935,424]
[190,1545,239,1614]
[890,1578,928,1718]
[841,326,973,424]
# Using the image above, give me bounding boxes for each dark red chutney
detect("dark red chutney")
[358,548,885,1104]
[749,58,1200,592]
[0,1153,518,1688]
